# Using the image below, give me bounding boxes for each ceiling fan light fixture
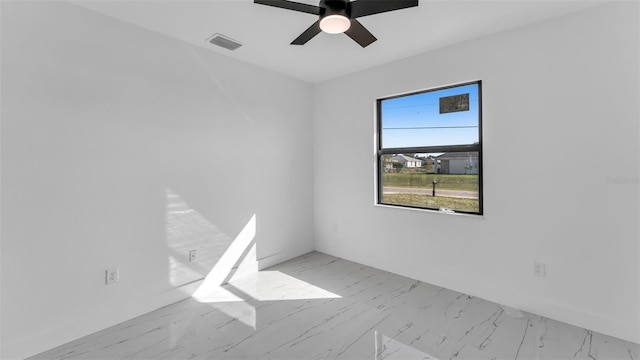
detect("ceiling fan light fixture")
[319,14,351,34]
[254,0,419,47]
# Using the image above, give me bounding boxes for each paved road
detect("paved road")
[383,186,478,199]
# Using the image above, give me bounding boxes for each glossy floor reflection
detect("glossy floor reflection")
[32,252,639,359]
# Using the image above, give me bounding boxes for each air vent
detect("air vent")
[208,33,242,51]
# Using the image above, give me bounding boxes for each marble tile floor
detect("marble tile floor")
[32,252,639,360]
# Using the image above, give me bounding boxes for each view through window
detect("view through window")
[377,82,482,214]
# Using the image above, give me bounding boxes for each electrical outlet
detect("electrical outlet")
[534,262,546,277]
[189,250,197,263]
[105,267,119,285]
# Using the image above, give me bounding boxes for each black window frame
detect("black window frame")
[376,81,483,215]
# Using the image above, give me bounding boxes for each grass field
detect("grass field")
[382,173,479,191]
[382,193,479,213]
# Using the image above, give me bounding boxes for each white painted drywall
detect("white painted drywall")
[0,2,313,358]
[314,2,639,344]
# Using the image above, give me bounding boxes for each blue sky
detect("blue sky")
[380,83,479,149]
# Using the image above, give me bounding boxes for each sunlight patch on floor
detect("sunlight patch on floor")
[193,270,342,304]
[232,271,342,301]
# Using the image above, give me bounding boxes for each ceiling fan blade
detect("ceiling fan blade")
[344,19,377,48]
[254,0,321,15]
[349,0,418,18]
[291,20,322,45]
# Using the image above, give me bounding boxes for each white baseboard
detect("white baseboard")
[1,280,202,360]
[3,245,315,360]
[258,246,313,270]
[315,242,640,345]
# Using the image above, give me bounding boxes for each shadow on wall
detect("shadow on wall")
[165,188,258,291]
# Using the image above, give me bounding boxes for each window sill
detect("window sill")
[374,203,484,219]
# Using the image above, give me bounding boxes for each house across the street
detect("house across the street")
[389,154,423,168]
[435,152,479,174]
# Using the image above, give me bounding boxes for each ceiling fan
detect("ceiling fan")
[254,0,419,48]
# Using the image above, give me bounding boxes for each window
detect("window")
[376,81,482,215]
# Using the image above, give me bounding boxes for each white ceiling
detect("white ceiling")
[69,0,605,83]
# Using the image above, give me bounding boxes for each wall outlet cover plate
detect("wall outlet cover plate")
[105,267,119,285]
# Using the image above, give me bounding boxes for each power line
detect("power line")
[383,126,478,130]
[382,103,437,110]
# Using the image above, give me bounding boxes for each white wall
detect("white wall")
[0,2,313,358]
[2,1,638,358]
[314,2,639,344]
